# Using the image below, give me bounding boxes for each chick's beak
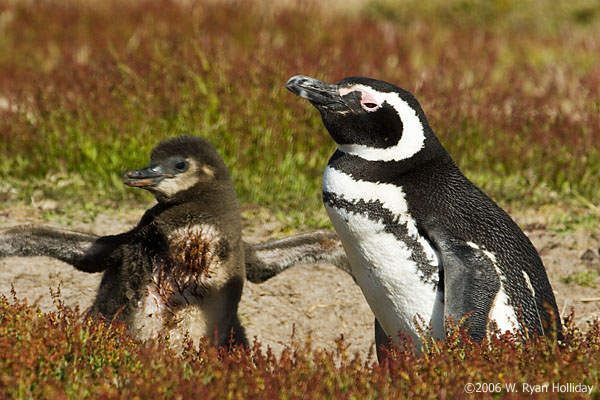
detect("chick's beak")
[123,164,174,188]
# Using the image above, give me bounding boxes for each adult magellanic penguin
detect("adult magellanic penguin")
[0,135,350,349]
[286,75,561,354]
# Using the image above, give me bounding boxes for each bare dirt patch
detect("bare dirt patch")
[1,204,598,359]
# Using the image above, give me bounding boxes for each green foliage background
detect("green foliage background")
[0,0,599,231]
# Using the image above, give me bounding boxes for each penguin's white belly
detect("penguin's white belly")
[326,204,443,344]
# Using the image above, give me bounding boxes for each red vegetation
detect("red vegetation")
[1,290,598,399]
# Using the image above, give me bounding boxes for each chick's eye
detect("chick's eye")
[363,103,378,109]
[175,161,188,171]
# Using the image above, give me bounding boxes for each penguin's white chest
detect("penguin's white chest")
[130,223,235,349]
[323,166,443,344]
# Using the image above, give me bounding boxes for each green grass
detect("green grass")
[0,0,599,230]
[367,0,600,33]
[561,270,600,288]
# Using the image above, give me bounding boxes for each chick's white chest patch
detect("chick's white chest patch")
[130,223,229,348]
[322,166,443,343]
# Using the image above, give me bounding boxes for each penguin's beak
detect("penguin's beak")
[285,75,347,111]
[123,164,174,188]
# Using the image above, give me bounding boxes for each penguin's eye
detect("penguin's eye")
[340,87,381,111]
[174,161,188,172]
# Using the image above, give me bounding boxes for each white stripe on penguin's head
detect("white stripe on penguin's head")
[337,84,426,162]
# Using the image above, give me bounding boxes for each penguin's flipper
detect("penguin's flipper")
[244,229,351,283]
[1,225,352,281]
[0,225,125,273]
[424,226,501,341]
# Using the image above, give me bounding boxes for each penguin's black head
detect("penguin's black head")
[123,135,233,204]
[286,75,439,162]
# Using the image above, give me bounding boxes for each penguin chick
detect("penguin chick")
[0,136,352,348]
[25,136,246,349]
[117,135,247,348]
[286,75,562,354]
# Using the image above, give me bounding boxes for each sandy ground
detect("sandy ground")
[1,204,599,359]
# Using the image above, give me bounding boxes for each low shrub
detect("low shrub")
[1,291,598,399]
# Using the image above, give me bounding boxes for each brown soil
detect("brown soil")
[1,204,599,359]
